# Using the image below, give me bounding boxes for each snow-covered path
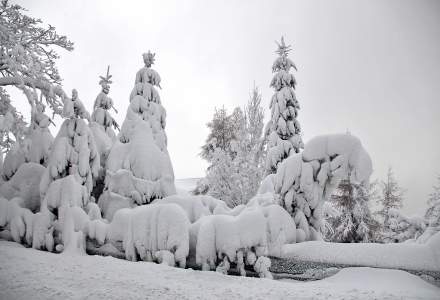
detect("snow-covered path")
[0,241,439,300]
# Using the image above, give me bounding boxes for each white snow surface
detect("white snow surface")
[282,233,440,272]
[0,241,438,299]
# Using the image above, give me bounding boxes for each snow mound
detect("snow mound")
[195,207,268,275]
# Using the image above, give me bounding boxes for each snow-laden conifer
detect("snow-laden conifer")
[265,37,303,175]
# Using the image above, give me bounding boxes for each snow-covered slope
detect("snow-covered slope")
[0,241,438,299]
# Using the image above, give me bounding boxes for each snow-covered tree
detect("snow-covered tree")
[327,178,379,243]
[376,167,404,239]
[245,85,266,170]
[30,91,99,251]
[40,90,99,201]
[200,106,236,162]
[205,147,235,203]
[91,66,119,141]
[273,133,373,241]
[98,51,176,220]
[0,0,73,126]
[0,87,26,152]
[265,36,303,175]
[202,87,266,206]
[425,175,440,227]
[89,67,119,199]
[1,94,54,180]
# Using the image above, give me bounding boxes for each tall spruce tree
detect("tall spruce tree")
[265,36,303,175]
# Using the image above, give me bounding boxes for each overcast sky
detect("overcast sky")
[11,0,440,215]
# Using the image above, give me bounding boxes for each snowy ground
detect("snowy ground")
[281,239,440,272]
[0,241,439,299]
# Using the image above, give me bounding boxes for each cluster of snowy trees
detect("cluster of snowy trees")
[197,86,266,207]
[199,37,377,243]
[326,167,440,244]
[1,1,439,281]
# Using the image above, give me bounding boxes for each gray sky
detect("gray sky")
[11,0,440,215]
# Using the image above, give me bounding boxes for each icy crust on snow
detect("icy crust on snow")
[281,232,440,272]
[0,162,45,211]
[272,133,373,242]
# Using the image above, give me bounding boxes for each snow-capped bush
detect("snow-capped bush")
[0,196,34,245]
[153,195,212,223]
[273,133,373,241]
[382,208,427,243]
[260,204,296,256]
[194,207,267,274]
[41,175,88,213]
[31,210,55,252]
[124,203,190,268]
[61,206,89,255]
[213,203,246,216]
